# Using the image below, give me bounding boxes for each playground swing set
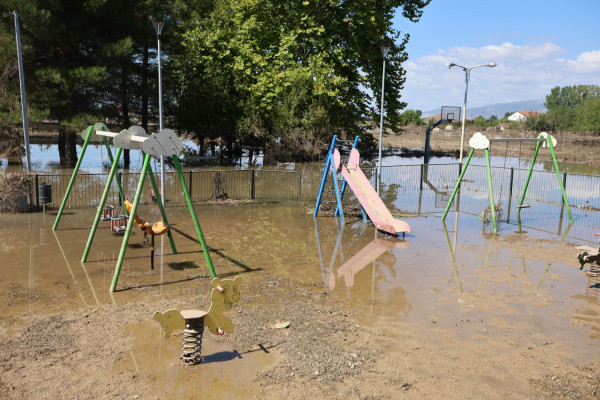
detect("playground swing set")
[51,122,245,364]
[52,123,217,292]
[441,131,573,233]
[314,135,411,238]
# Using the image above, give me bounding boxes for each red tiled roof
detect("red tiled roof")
[516,111,544,118]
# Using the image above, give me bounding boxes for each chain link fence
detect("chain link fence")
[33,169,301,210]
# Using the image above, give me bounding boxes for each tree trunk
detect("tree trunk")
[226,136,234,164]
[58,127,77,168]
[263,143,271,165]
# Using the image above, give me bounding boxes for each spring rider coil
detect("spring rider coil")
[153,277,243,365]
[180,310,207,364]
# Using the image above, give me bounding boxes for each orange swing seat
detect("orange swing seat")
[123,200,170,236]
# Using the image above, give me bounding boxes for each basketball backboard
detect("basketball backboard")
[441,106,461,123]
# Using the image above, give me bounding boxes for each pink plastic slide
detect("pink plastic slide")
[333,148,411,237]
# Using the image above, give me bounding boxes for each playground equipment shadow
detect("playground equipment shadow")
[0,201,599,399]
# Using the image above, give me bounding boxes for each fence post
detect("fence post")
[251,169,255,199]
[373,167,378,192]
[298,173,302,201]
[189,170,193,201]
[35,173,39,209]
[419,164,424,191]
[562,172,567,204]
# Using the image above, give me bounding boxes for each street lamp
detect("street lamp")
[151,17,165,205]
[446,62,496,165]
[377,44,390,195]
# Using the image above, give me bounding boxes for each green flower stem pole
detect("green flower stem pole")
[484,148,497,233]
[547,136,573,222]
[172,156,216,278]
[82,147,123,262]
[52,126,94,230]
[110,153,152,292]
[442,148,475,221]
[517,140,542,217]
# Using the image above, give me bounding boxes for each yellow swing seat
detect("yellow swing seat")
[123,200,169,236]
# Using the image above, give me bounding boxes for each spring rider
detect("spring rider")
[153,276,242,364]
[577,233,600,278]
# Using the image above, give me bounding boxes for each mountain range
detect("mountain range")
[422,99,546,119]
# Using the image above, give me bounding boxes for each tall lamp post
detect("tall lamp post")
[377,44,390,195]
[152,17,165,205]
[446,62,496,166]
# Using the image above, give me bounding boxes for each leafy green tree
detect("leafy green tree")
[573,97,600,131]
[472,115,487,127]
[545,85,600,111]
[524,113,555,132]
[172,0,431,162]
[544,85,600,130]
[1,0,431,166]
[398,109,424,126]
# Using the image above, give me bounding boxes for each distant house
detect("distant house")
[507,111,544,122]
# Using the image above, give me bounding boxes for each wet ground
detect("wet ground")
[1,200,600,398]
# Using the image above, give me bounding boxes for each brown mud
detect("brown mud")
[1,188,599,398]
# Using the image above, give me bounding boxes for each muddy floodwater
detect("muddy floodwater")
[1,196,599,399]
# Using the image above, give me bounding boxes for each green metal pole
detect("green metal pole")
[442,148,475,220]
[172,155,216,278]
[82,147,123,262]
[546,135,573,222]
[517,140,542,217]
[485,148,497,233]
[146,163,177,254]
[110,153,151,292]
[52,126,93,230]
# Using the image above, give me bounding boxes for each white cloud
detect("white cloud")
[402,42,600,112]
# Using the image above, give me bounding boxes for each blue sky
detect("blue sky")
[394,0,600,113]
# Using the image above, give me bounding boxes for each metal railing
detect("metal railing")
[33,169,301,209]
[307,161,600,243]
[19,161,600,244]
[375,163,600,243]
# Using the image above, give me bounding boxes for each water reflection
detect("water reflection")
[336,238,409,290]
[1,138,264,173]
[440,214,599,341]
[313,217,412,318]
[1,200,599,358]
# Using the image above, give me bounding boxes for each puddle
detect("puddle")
[116,320,274,399]
[1,199,599,396]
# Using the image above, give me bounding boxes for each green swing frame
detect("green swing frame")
[52,124,216,292]
[442,132,573,233]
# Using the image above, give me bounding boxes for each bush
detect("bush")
[0,172,32,212]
